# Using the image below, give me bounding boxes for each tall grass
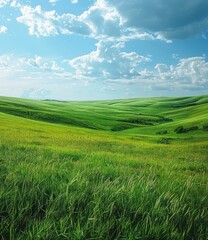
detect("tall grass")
[0,96,208,239]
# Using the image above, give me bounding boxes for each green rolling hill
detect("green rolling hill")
[0,95,208,239]
[0,95,207,132]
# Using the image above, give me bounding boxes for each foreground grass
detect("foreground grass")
[0,96,208,239]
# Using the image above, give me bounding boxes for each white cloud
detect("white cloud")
[16,4,92,37]
[65,0,208,40]
[57,13,91,36]
[0,53,207,100]
[48,0,58,6]
[65,40,208,90]
[20,55,63,72]
[105,56,208,91]
[17,5,58,37]
[16,2,155,41]
[79,0,125,38]
[59,6,154,40]
[0,54,76,99]
[10,0,22,8]
[1,53,207,94]
[7,0,208,41]
[0,54,66,80]
[0,0,10,8]
[0,25,8,33]
[68,41,151,79]
[155,57,208,86]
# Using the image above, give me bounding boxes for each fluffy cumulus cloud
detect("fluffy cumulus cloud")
[155,56,208,88]
[0,53,207,99]
[68,41,151,79]
[101,56,208,91]
[16,4,91,37]
[14,0,208,40]
[57,13,92,36]
[17,5,58,37]
[68,42,207,89]
[15,1,154,40]
[0,25,8,33]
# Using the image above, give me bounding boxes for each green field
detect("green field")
[0,95,208,239]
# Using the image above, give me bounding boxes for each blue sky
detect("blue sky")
[0,0,208,100]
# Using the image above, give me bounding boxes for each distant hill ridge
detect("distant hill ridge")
[0,95,207,132]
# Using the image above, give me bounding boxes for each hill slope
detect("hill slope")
[0,95,207,133]
[0,95,208,239]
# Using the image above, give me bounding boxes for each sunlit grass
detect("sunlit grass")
[0,96,208,239]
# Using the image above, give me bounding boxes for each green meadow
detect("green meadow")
[0,95,208,239]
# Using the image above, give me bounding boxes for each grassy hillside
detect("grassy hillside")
[0,95,208,239]
[0,95,208,131]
